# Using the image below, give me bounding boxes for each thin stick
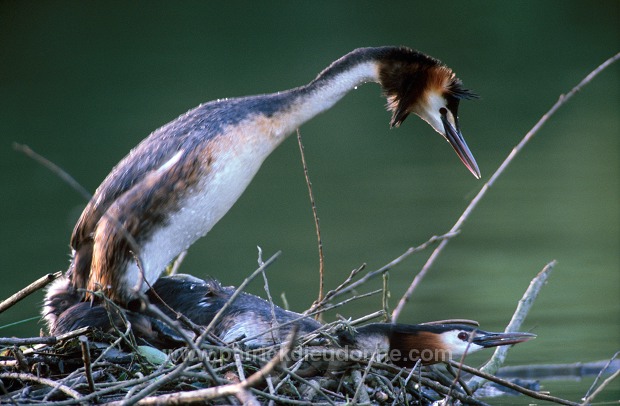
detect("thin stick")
[0,271,61,314]
[0,326,90,346]
[450,361,580,406]
[306,231,456,316]
[304,264,366,315]
[258,246,280,343]
[78,336,96,393]
[351,349,377,404]
[583,351,620,401]
[167,250,188,275]
[338,231,458,299]
[296,128,325,309]
[382,272,391,323]
[581,369,620,405]
[392,52,620,322]
[144,302,222,385]
[468,260,555,390]
[11,346,28,372]
[200,251,281,340]
[13,143,92,201]
[0,372,83,400]
[123,361,189,406]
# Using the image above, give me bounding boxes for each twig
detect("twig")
[123,361,190,406]
[0,372,82,400]
[0,326,90,346]
[451,361,580,406]
[167,250,188,275]
[296,128,326,310]
[582,350,620,402]
[351,349,377,404]
[392,52,620,322]
[200,251,281,340]
[348,310,385,326]
[144,301,222,385]
[0,271,61,314]
[258,246,280,344]
[382,272,390,323]
[581,369,620,405]
[234,352,246,381]
[78,336,96,393]
[13,143,92,201]
[368,360,491,406]
[304,264,366,315]
[306,232,456,316]
[11,346,28,372]
[338,231,458,299]
[275,365,337,405]
[468,260,555,390]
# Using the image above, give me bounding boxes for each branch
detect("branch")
[0,327,90,346]
[0,271,61,314]
[0,372,82,400]
[451,362,580,406]
[468,260,555,390]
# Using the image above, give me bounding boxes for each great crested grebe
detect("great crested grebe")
[44,274,534,368]
[61,46,480,306]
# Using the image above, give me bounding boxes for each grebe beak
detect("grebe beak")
[440,110,481,179]
[472,331,537,348]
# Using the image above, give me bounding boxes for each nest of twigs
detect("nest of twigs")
[0,315,544,406]
[0,260,580,406]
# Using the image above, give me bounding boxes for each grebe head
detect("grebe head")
[377,47,480,178]
[436,324,537,357]
[41,276,80,332]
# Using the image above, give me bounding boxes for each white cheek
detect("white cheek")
[440,331,484,356]
[416,92,446,135]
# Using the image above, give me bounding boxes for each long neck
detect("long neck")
[272,48,384,138]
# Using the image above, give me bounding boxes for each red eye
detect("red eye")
[458,332,469,341]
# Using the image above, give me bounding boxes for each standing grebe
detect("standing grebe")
[64,46,480,306]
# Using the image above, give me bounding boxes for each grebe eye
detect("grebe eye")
[439,107,448,116]
[457,332,469,341]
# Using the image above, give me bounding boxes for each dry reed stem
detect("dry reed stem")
[296,128,326,311]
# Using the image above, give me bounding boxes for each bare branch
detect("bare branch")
[468,260,555,390]
[0,271,61,314]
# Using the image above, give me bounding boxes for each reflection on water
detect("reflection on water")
[1,1,618,402]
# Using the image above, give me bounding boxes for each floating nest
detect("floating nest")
[1,324,544,405]
[0,263,587,406]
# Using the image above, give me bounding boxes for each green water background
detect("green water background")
[1,1,618,402]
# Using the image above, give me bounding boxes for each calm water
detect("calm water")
[1,2,619,402]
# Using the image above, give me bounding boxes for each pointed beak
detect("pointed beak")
[472,331,537,348]
[440,113,481,179]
